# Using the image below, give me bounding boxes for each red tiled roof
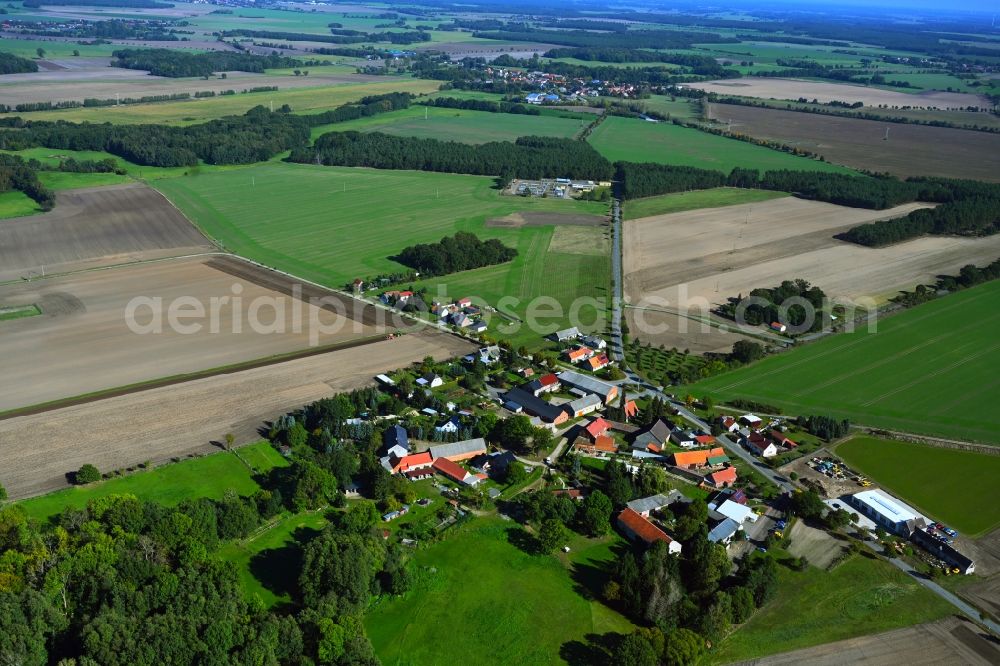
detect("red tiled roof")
[618,508,673,545]
[623,400,639,418]
[694,434,715,445]
[592,435,617,452]
[585,417,611,439]
[552,489,582,499]
[722,416,736,427]
[395,451,432,472]
[405,467,433,479]
[709,467,738,486]
[432,457,469,483]
[538,373,559,386]
[673,447,726,467]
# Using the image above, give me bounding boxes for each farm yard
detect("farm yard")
[155,163,612,344]
[709,554,953,664]
[835,437,1000,536]
[0,330,475,499]
[707,103,1000,181]
[365,517,635,665]
[0,183,214,281]
[309,104,592,143]
[622,196,942,308]
[586,115,851,173]
[690,77,991,109]
[0,255,394,412]
[687,280,1000,444]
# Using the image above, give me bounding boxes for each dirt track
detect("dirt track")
[707,103,1000,181]
[0,183,214,281]
[735,615,1000,665]
[0,330,475,500]
[690,77,989,109]
[0,255,405,411]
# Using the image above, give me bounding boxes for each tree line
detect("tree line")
[0,51,39,75]
[395,231,517,276]
[23,0,171,6]
[0,154,53,210]
[891,258,1000,307]
[110,48,306,77]
[0,93,411,168]
[291,133,614,181]
[543,47,740,78]
[472,26,739,50]
[221,28,429,45]
[417,96,540,115]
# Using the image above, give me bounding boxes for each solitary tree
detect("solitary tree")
[36,47,45,59]
[76,464,101,484]
[224,433,235,451]
[537,518,568,554]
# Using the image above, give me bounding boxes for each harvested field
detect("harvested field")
[707,103,1000,181]
[785,520,846,569]
[0,183,214,281]
[737,616,1000,666]
[622,197,937,307]
[0,255,402,412]
[0,63,391,107]
[691,77,989,109]
[0,330,475,499]
[624,308,754,354]
[486,211,606,228]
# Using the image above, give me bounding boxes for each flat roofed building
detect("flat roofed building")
[848,489,927,536]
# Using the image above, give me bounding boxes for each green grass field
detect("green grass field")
[835,437,1000,536]
[365,517,634,665]
[623,187,787,220]
[217,510,328,608]
[688,280,1000,444]
[587,115,853,173]
[17,442,286,523]
[0,303,41,321]
[309,104,590,143]
[0,190,39,219]
[710,554,953,664]
[155,163,610,345]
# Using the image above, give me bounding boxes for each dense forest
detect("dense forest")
[618,163,1000,246]
[0,51,39,75]
[23,0,171,7]
[472,26,738,50]
[221,28,429,45]
[0,93,412,168]
[292,133,614,180]
[543,47,739,77]
[110,48,304,77]
[395,232,517,276]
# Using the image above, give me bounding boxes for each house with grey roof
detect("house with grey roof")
[428,437,487,462]
[556,370,618,404]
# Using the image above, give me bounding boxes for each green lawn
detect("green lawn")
[0,304,41,321]
[217,510,328,608]
[587,115,853,173]
[310,104,590,143]
[835,437,1000,536]
[154,163,610,346]
[709,554,954,664]
[623,187,788,220]
[17,441,286,523]
[0,190,40,219]
[365,517,634,665]
[688,280,1000,444]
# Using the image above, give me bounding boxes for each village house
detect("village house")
[574,435,617,456]
[745,432,778,458]
[503,387,569,426]
[435,415,462,435]
[382,425,409,453]
[632,419,673,453]
[623,399,639,421]
[706,466,738,489]
[582,417,612,442]
[552,326,581,342]
[672,447,727,470]
[770,430,797,448]
[584,354,611,372]
[707,518,741,546]
[432,457,483,486]
[719,416,739,433]
[564,346,595,363]
[525,373,560,397]
[581,334,607,350]
[617,508,682,554]
[564,393,603,418]
[416,374,444,388]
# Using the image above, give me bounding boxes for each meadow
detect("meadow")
[688,280,1000,444]
[709,554,953,664]
[587,115,852,173]
[0,190,39,219]
[309,104,590,143]
[155,163,610,346]
[365,517,635,665]
[16,441,285,523]
[623,187,787,220]
[835,437,1000,536]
